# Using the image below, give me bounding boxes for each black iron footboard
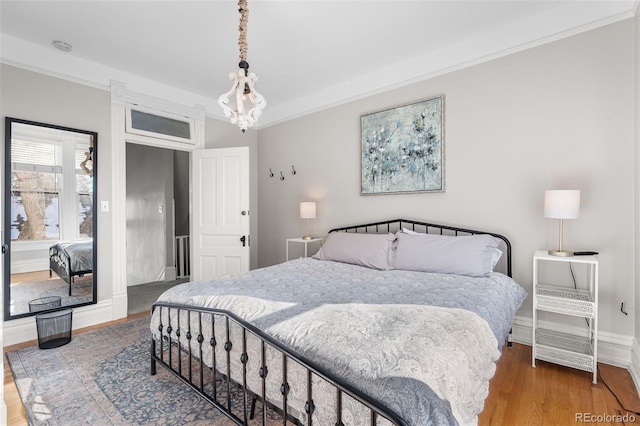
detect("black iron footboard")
[49,246,71,292]
[49,245,91,296]
[151,302,408,426]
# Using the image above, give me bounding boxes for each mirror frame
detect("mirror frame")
[3,117,98,320]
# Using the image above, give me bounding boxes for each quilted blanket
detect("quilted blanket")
[151,258,526,425]
[54,240,93,272]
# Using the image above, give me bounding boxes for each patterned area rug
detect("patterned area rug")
[6,316,281,425]
[10,275,93,316]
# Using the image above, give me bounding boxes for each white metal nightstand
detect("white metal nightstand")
[532,250,599,383]
[286,238,323,261]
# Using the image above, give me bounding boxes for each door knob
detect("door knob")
[1,243,7,254]
[241,210,247,216]
[240,236,246,247]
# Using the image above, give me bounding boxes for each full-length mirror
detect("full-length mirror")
[4,118,97,320]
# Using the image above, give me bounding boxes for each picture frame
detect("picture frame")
[361,95,445,195]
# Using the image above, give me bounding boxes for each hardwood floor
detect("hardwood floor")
[4,324,639,425]
[10,270,51,284]
[479,344,640,425]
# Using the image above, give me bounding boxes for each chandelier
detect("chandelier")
[218,0,266,133]
[80,139,94,176]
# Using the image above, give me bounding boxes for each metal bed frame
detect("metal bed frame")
[49,243,92,296]
[150,218,513,425]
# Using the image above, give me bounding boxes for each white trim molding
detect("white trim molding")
[10,259,48,274]
[1,1,635,129]
[110,80,128,320]
[631,338,640,395]
[110,81,205,319]
[3,299,113,346]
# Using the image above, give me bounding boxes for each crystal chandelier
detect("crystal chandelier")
[218,0,266,133]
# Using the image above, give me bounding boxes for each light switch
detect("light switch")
[158,204,164,214]
[101,201,109,212]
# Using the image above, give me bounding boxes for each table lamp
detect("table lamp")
[300,202,316,240]
[544,189,580,257]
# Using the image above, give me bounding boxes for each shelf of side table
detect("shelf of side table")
[534,328,595,373]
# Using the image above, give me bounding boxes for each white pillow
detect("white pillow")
[312,232,396,270]
[402,227,420,235]
[490,247,503,270]
[394,232,501,277]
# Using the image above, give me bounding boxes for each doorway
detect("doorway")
[125,143,189,313]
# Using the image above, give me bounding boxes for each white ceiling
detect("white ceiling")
[0,1,637,128]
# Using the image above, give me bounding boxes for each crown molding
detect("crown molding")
[1,1,635,129]
[258,0,636,128]
[0,34,228,122]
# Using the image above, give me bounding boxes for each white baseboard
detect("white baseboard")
[112,292,128,320]
[630,338,640,396]
[11,259,48,274]
[3,299,113,346]
[511,315,633,368]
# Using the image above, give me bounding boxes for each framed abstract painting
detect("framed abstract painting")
[361,95,444,195]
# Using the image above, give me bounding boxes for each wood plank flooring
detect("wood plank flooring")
[10,270,51,285]
[479,343,640,425]
[4,320,640,425]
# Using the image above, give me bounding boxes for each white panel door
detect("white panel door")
[192,147,249,281]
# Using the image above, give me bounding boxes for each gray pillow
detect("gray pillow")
[394,232,501,277]
[312,232,396,270]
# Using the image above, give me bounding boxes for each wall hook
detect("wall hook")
[280,171,285,181]
[291,165,297,175]
[269,168,274,178]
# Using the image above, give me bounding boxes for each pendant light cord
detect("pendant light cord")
[238,0,248,63]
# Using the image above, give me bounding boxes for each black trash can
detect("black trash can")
[28,296,62,313]
[35,309,73,349]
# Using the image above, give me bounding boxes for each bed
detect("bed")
[49,239,93,296]
[150,219,527,426]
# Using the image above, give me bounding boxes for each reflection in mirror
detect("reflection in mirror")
[4,118,97,320]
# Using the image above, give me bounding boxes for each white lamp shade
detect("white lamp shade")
[544,190,580,219]
[300,202,316,219]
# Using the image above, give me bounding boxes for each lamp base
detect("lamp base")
[302,236,313,240]
[548,250,574,257]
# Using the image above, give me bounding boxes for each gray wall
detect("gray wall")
[257,20,635,338]
[0,64,113,305]
[125,143,174,285]
[173,150,190,237]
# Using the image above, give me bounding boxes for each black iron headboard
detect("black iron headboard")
[329,218,512,278]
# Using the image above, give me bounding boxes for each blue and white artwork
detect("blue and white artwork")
[361,96,444,194]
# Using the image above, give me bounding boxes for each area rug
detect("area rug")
[9,275,93,317]
[6,316,279,425]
